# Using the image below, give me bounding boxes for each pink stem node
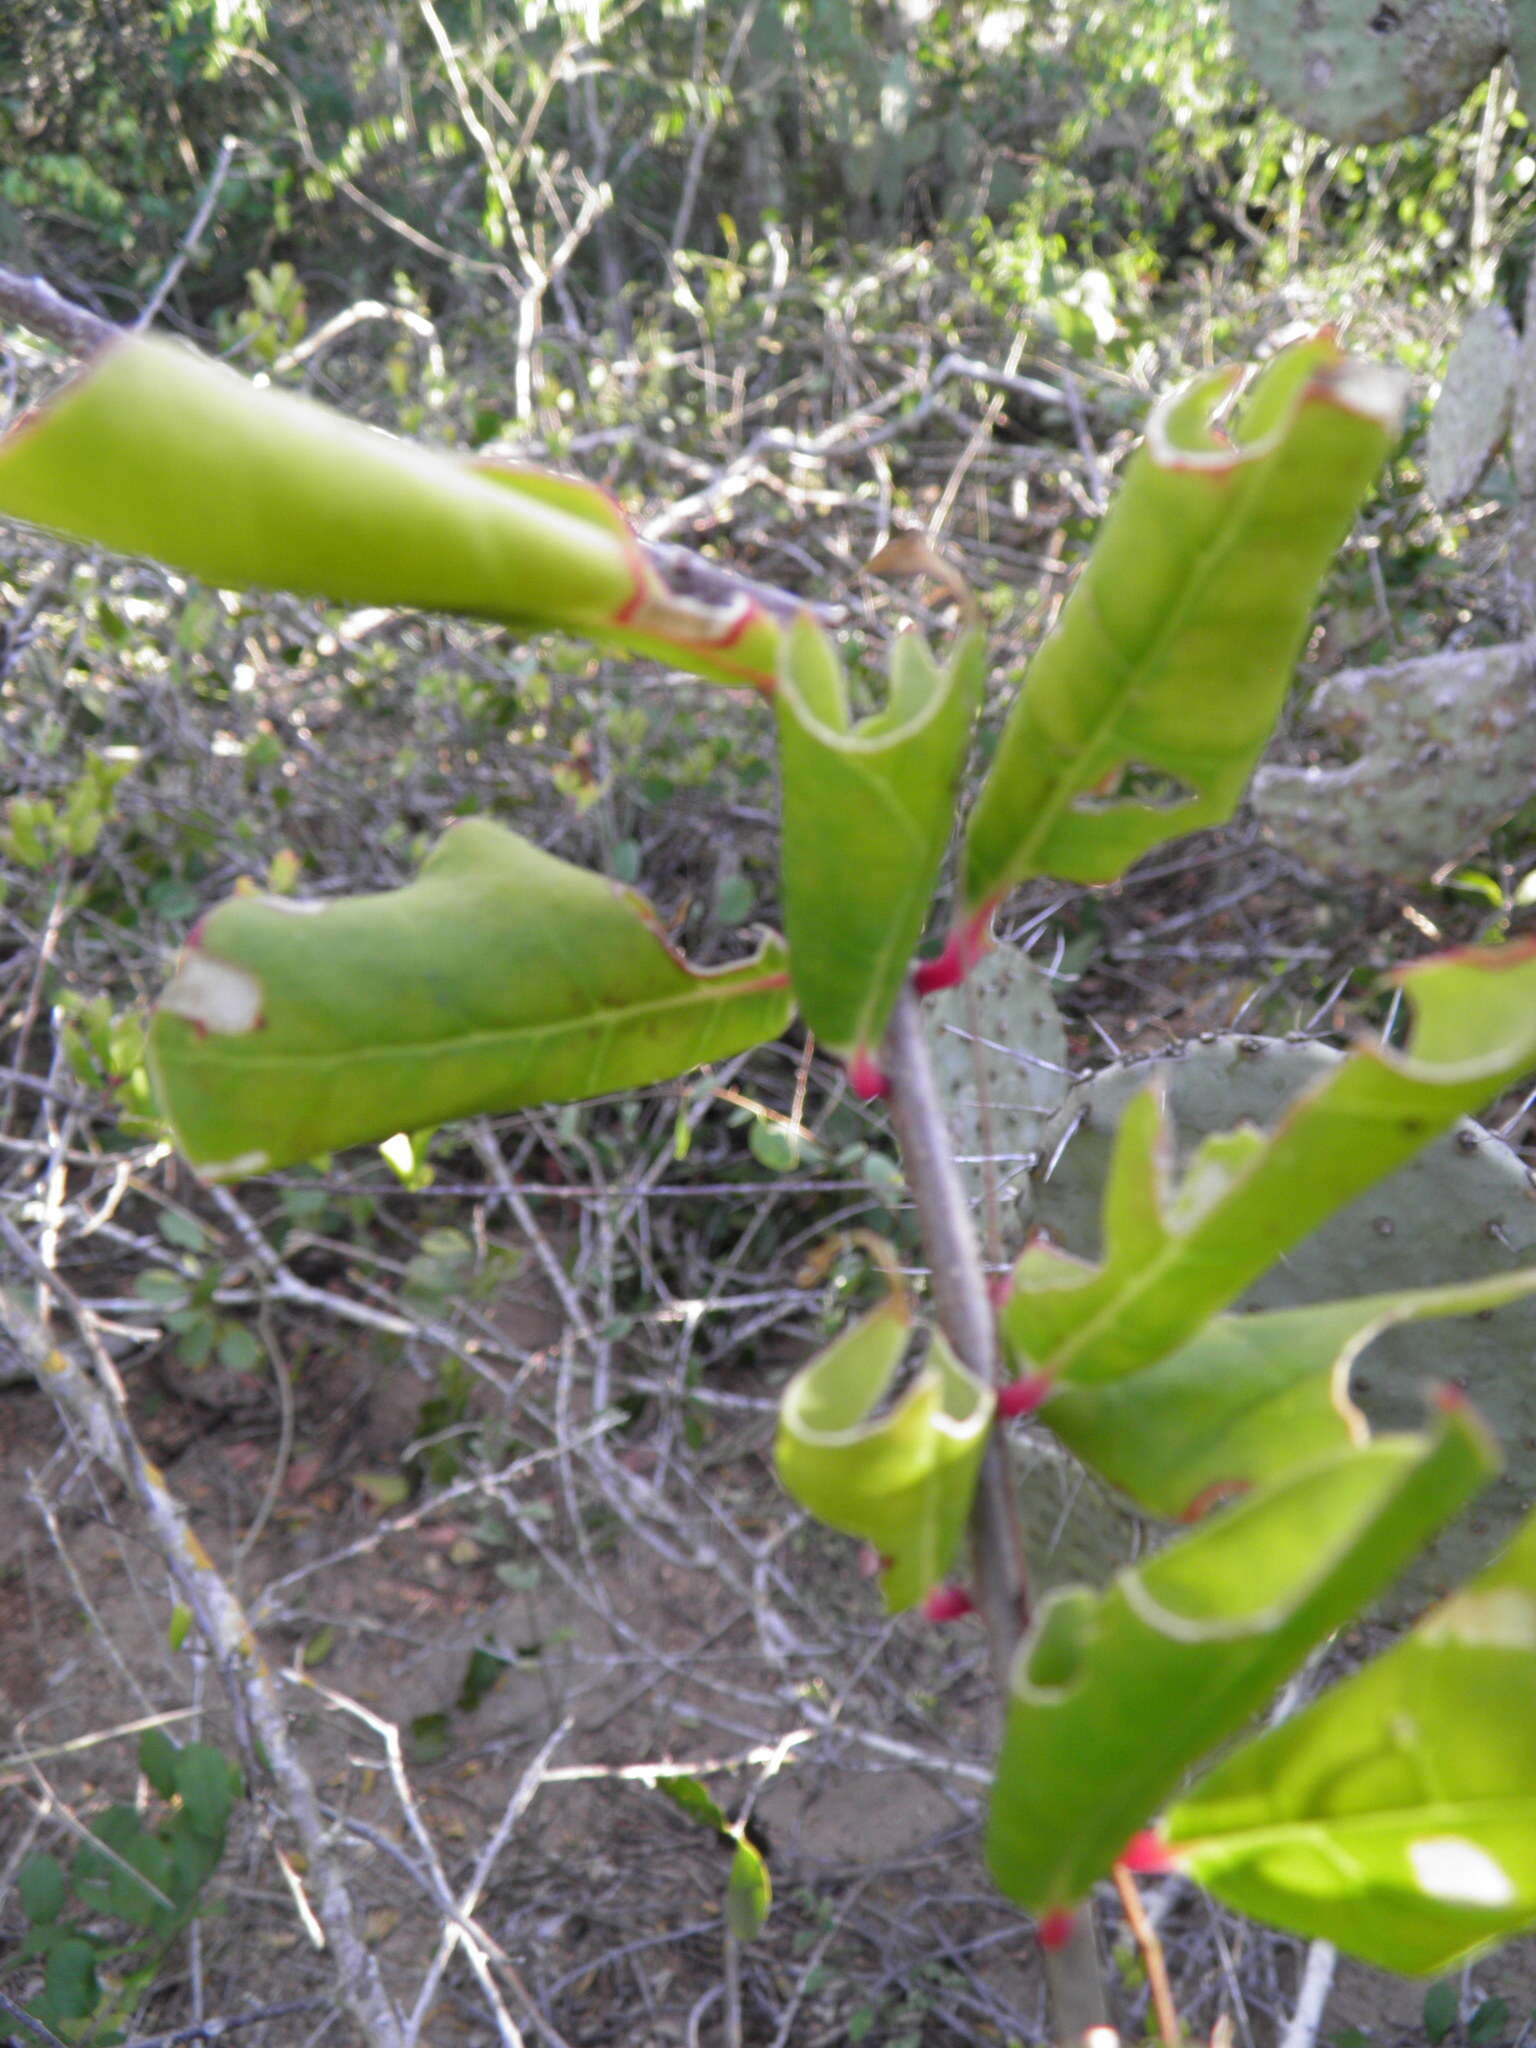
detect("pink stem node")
[912,903,996,996]
[997,1374,1052,1419]
[920,1582,977,1622]
[1037,1908,1077,1952]
[1119,1830,1179,1876]
[847,1048,892,1101]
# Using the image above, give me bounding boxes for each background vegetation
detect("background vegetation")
[6,4,1536,2044]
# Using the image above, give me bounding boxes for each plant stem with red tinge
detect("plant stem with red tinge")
[880,986,1112,2044]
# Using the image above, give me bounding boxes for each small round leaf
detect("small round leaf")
[18,1851,67,1925]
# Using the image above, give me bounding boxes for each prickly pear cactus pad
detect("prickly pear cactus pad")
[1007,1434,1148,1599]
[1229,0,1506,145]
[1251,641,1536,880]
[1510,266,1536,495]
[1425,304,1519,508]
[925,944,1071,1212]
[1030,1035,1536,1608]
[1508,0,1536,124]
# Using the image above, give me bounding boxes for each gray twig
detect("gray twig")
[0,1240,407,2048]
[1278,1941,1337,2048]
[0,267,116,355]
[880,987,1112,2042]
[0,1984,71,2047]
[136,136,241,331]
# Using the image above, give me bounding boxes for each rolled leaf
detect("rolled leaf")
[655,1774,773,1942]
[1168,1504,1536,1974]
[984,1404,1497,1915]
[655,1775,731,1834]
[776,619,983,1064]
[726,1837,773,1942]
[1001,943,1536,1387]
[1043,1265,1536,1521]
[147,818,793,1180]
[0,335,783,688]
[961,335,1405,912]
[775,1292,994,1612]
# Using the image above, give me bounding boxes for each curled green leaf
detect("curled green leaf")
[0,335,783,687]
[1002,944,1536,1389]
[962,334,1405,912]
[1043,1265,1536,1521]
[147,818,793,1179]
[985,1404,1497,1915]
[656,1774,731,1835]
[776,619,984,1065]
[775,1292,994,1612]
[1168,1505,1536,1974]
[726,1834,773,1942]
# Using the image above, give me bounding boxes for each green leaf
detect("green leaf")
[1423,1986,1460,2047]
[1042,1265,1536,1520]
[40,1935,99,2023]
[409,1712,452,1763]
[1469,1997,1511,2046]
[961,336,1405,911]
[775,1294,994,1612]
[714,873,755,927]
[776,620,983,1063]
[985,1405,1496,1914]
[749,1117,806,1173]
[74,1807,176,1925]
[134,1267,190,1304]
[0,335,784,689]
[215,1321,263,1373]
[17,1851,67,1925]
[656,1773,732,1835]
[166,1814,222,1907]
[138,1727,180,1800]
[175,1314,217,1370]
[146,818,794,1180]
[495,1561,540,1592]
[168,1602,193,1652]
[726,1834,773,1941]
[174,1742,238,1842]
[302,1624,337,1668]
[155,1209,208,1252]
[1166,1502,1536,1975]
[355,1469,413,1509]
[1000,945,1536,1389]
[457,1645,510,1712]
